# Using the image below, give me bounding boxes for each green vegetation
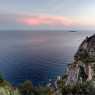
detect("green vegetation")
[0,74,95,95]
[18,80,34,95]
[79,52,95,63]
[76,51,95,63]
[60,81,95,95]
[18,80,51,95]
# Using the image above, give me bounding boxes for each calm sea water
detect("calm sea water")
[0,30,94,85]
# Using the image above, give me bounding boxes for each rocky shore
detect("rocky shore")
[46,34,95,95]
[1,34,95,95]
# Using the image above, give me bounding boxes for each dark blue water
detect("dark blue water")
[0,31,94,85]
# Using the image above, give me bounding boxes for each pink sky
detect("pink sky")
[17,15,95,29]
[17,15,75,27]
[0,0,95,30]
[0,14,95,30]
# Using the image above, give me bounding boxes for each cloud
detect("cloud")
[1,13,95,30]
[0,14,75,28]
[17,15,74,27]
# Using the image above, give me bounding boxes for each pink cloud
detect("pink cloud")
[17,15,74,27]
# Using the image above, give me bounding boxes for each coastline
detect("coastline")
[0,34,95,95]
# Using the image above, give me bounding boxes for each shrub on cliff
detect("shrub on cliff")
[60,81,95,95]
[18,80,34,95]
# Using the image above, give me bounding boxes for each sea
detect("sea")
[0,30,94,86]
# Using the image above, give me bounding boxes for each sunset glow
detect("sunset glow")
[17,16,74,27]
[0,0,95,30]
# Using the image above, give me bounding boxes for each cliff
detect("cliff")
[1,34,95,95]
[75,34,95,63]
[65,34,95,86]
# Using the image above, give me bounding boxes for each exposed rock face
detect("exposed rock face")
[75,34,95,62]
[66,63,80,85]
[75,34,95,80]
[65,61,89,86]
[66,34,95,86]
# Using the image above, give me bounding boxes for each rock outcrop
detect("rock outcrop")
[75,34,95,62]
[65,34,95,86]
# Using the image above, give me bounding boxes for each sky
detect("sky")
[0,0,95,30]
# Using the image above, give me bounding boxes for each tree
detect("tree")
[0,73,4,83]
[18,80,34,95]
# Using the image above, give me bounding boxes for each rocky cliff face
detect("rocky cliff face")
[65,34,95,86]
[65,61,89,86]
[75,34,95,62]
